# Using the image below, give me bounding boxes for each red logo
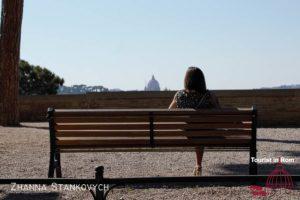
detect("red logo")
[265,161,294,190]
[249,185,268,197]
[249,159,294,197]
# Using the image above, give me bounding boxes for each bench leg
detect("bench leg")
[249,147,257,175]
[55,151,62,178]
[48,151,55,178]
[48,150,62,178]
[95,187,105,200]
[96,166,105,200]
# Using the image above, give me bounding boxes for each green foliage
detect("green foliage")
[19,60,64,95]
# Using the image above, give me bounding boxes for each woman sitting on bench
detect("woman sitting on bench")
[169,66,221,176]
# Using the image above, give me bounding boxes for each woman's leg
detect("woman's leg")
[196,146,204,166]
[194,146,204,175]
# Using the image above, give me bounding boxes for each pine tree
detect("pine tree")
[0,0,24,126]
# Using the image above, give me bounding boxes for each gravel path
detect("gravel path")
[0,123,299,199]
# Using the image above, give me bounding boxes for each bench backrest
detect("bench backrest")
[47,108,257,150]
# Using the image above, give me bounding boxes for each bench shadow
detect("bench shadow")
[2,192,60,200]
[257,138,300,144]
[19,124,49,130]
[114,181,252,191]
[276,150,300,157]
[219,163,300,175]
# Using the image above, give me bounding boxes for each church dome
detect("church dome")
[144,75,161,91]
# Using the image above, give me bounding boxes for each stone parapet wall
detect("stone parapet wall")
[19,89,300,127]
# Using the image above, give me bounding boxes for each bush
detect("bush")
[19,60,64,95]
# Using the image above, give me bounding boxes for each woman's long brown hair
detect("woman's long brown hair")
[184,66,207,94]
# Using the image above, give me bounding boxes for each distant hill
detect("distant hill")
[261,84,300,89]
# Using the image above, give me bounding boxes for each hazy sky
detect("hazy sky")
[4,0,300,90]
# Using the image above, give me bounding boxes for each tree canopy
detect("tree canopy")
[19,60,64,95]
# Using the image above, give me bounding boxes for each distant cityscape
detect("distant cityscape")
[58,75,300,94]
[58,75,163,94]
[261,84,300,89]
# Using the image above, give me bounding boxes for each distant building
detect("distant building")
[58,85,109,94]
[144,75,161,91]
[109,88,123,92]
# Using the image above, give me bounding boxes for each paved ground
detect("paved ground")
[0,123,299,199]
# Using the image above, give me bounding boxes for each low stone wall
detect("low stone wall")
[20,89,300,127]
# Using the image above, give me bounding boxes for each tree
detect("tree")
[0,0,24,126]
[19,60,64,95]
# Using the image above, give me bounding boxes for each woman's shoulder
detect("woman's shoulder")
[174,89,216,98]
[174,89,188,96]
[173,90,186,100]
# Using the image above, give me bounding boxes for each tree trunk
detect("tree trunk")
[0,0,24,126]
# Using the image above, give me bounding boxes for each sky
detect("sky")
[3,0,300,90]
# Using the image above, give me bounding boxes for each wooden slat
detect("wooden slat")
[155,138,251,146]
[154,122,252,129]
[57,139,150,147]
[54,117,150,123]
[54,115,251,123]
[59,147,250,153]
[55,123,150,130]
[56,137,251,148]
[54,108,253,117]
[154,109,252,116]
[55,122,251,130]
[56,130,150,137]
[56,129,251,137]
[155,115,252,122]
[55,110,151,117]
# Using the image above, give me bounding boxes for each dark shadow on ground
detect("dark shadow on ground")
[110,182,254,191]
[257,138,300,144]
[276,150,300,157]
[3,192,60,200]
[219,163,300,175]
[19,124,48,130]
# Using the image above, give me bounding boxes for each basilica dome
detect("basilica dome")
[144,75,160,91]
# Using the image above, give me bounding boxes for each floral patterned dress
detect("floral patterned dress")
[174,90,218,109]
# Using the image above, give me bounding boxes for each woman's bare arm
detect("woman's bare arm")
[169,92,178,109]
[169,99,177,109]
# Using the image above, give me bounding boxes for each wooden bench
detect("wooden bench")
[47,107,257,178]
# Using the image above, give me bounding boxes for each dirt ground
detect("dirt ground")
[0,123,299,200]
